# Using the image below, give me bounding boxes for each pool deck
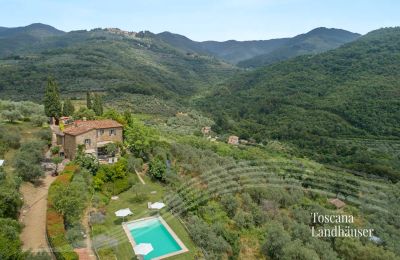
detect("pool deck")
[122,216,189,260]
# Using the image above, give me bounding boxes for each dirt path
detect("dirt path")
[19,173,56,253]
[75,208,97,260]
[135,163,148,185]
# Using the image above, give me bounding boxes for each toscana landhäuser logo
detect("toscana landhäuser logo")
[311,213,374,238]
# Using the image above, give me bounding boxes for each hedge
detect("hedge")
[46,170,79,260]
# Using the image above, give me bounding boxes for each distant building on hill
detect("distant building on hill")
[239,139,249,145]
[328,198,346,209]
[201,126,211,135]
[176,112,188,117]
[55,119,123,160]
[227,135,239,145]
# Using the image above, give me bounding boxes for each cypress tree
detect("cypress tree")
[93,94,103,116]
[63,99,75,116]
[86,91,92,109]
[44,78,62,119]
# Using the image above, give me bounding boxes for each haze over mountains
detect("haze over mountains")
[0,23,360,66]
[157,27,360,66]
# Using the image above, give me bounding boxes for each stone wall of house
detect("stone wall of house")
[96,127,123,143]
[63,127,123,159]
[74,129,97,150]
[64,134,77,159]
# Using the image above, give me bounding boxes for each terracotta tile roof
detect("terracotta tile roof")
[63,119,123,136]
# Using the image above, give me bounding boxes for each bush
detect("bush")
[66,224,86,248]
[47,208,78,260]
[93,158,131,193]
[102,177,132,195]
[31,114,48,127]
[129,193,149,203]
[51,173,88,226]
[148,157,167,182]
[14,141,45,183]
[89,212,106,225]
[126,154,143,172]
[0,218,24,260]
[74,153,99,175]
[0,185,23,219]
[0,130,21,149]
[1,109,21,122]
[47,171,79,260]
[36,128,52,146]
[186,215,231,257]
[51,146,60,155]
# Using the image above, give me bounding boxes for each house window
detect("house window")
[84,139,91,145]
[100,129,104,135]
[109,129,116,136]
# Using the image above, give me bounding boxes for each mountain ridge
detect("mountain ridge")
[0,26,236,100]
[238,27,361,67]
[197,27,400,181]
[156,27,360,65]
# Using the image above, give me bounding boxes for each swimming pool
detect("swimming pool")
[124,216,188,259]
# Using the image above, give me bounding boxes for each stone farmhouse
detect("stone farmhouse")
[55,119,123,160]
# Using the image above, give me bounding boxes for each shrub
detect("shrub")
[36,128,52,146]
[0,218,24,260]
[65,224,86,248]
[74,153,99,175]
[51,174,88,226]
[51,146,60,155]
[233,209,254,229]
[1,109,21,122]
[93,158,131,193]
[31,114,48,127]
[89,212,106,225]
[186,215,231,257]
[126,154,143,172]
[148,157,167,182]
[129,193,149,203]
[14,141,45,183]
[102,177,132,195]
[0,130,21,149]
[47,172,79,260]
[0,185,23,219]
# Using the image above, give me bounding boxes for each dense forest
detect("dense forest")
[198,27,400,181]
[0,25,236,101]
[237,27,360,67]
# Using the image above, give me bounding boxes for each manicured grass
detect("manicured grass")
[91,174,198,260]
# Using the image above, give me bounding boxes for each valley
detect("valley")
[0,22,399,260]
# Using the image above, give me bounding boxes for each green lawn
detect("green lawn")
[91,174,198,260]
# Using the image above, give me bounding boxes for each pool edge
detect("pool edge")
[122,216,189,260]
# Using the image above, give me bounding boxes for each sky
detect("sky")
[0,0,399,41]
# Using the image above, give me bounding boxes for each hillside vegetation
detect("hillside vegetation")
[0,23,65,57]
[0,26,236,100]
[156,27,359,66]
[238,27,360,67]
[198,27,400,181]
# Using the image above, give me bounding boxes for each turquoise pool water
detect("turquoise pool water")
[127,218,182,260]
